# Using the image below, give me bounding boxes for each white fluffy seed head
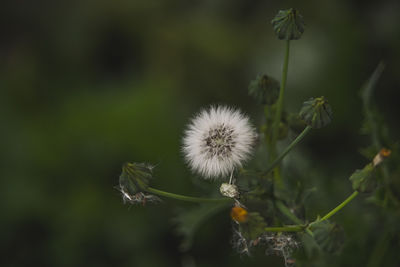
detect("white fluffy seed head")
[182,105,256,179]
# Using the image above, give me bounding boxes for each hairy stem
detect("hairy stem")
[146,187,233,203]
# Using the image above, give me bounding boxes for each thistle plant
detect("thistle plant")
[116,8,397,266]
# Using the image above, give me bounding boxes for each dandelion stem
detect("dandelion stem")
[145,187,233,203]
[317,191,359,222]
[271,40,291,150]
[265,126,312,175]
[272,40,291,147]
[264,191,359,234]
[276,201,303,225]
[269,40,291,186]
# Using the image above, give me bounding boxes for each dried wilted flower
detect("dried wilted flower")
[118,162,161,205]
[182,105,256,179]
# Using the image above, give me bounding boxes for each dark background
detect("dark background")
[1,0,400,266]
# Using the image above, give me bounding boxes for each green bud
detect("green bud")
[311,221,345,254]
[299,96,333,129]
[271,8,305,40]
[248,74,280,105]
[349,163,376,193]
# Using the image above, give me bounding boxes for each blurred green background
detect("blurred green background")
[1,0,400,266]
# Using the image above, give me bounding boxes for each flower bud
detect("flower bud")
[220,183,239,198]
[271,8,305,40]
[248,74,280,105]
[299,96,333,129]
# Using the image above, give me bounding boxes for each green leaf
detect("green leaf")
[311,221,345,254]
[349,163,377,193]
[360,62,386,152]
[239,212,268,240]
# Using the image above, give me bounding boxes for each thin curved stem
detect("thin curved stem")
[146,187,233,203]
[318,191,359,222]
[276,200,303,225]
[265,190,359,234]
[265,126,312,175]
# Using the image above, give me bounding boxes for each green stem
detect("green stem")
[276,201,303,225]
[146,187,233,203]
[264,225,304,232]
[264,126,312,175]
[266,191,359,234]
[268,40,291,187]
[318,191,359,222]
[271,40,291,150]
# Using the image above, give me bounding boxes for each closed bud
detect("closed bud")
[299,96,333,129]
[248,74,280,105]
[271,8,305,40]
[220,183,239,198]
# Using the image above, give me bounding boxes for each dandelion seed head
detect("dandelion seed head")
[183,105,256,179]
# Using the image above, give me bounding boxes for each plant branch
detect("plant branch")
[271,40,291,151]
[317,191,359,222]
[145,187,233,203]
[276,200,303,225]
[265,190,359,234]
[264,126,312,175]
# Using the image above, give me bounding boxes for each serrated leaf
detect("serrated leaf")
[239,212,268,240]
[311,221,345,254]
[349,163,377,193]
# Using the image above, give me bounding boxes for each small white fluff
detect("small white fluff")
[182,105,256,179]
